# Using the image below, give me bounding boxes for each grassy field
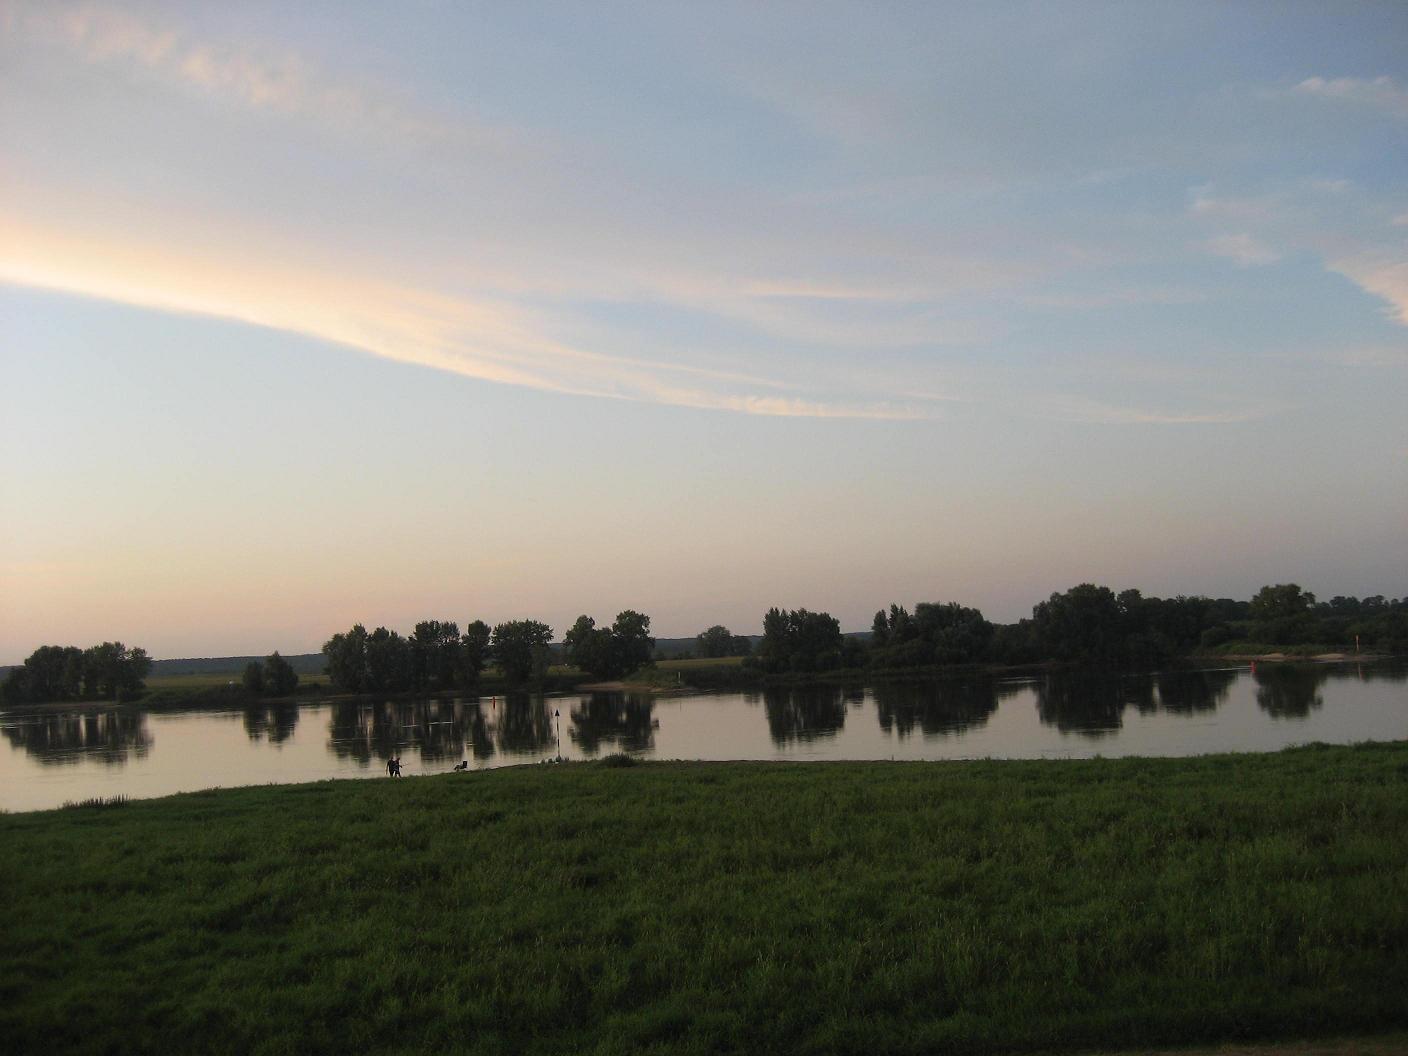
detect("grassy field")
[3,746,1407,1055]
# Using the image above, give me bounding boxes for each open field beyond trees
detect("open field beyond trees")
[3,745,1407,1055]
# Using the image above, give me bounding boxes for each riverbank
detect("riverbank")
[3,744,1406,1054]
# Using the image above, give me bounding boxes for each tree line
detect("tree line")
[3,582,1402,706]
[320,611,658,693]
[746,583,1408,674]
[1,642,152,705]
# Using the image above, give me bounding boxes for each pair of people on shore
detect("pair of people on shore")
[386,757,402,778]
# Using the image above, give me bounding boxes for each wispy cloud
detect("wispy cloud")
[1204,233,1281,268]
[1329,254,1408,326]
[0,214,924,420]
[1292,75,1408,119]
[5,1,504,147]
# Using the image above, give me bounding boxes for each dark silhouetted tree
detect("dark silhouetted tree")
[365,628,412,693]
[755,608,844,673]
[696,625,747,658]
[565,612,655,679]
[263,651,299,696]
[492,620,553,684]
[1030,584,1126,665]
[411,620,460,690]
[81,642,151,700]
[243,661,266,695]
[458,620,492,687]
[323,625,369,693]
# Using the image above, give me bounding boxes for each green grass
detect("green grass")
[144,672,250,689]
[3,746,1407,1055]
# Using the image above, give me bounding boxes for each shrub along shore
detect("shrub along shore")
[3,745,1407,1054]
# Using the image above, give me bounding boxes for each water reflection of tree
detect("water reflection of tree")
[1037,668,1242,735]
[570,693,657,756]
[873,680,1006,739]
[493,694,555,756]
[469,707,495,761]
[242,702,299,744]
[1254,665,1329,719]
[2,709,152,766]
[326,699,489,766]
[1153,669,1237,714]
[763,686,846,745]
[1035,673,1128,737]
[1344,661,1408,685]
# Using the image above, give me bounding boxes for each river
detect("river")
[2,659,1404,811]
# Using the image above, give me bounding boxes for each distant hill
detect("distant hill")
[149,654,327,677]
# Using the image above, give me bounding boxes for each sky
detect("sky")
[1,0,1406,661]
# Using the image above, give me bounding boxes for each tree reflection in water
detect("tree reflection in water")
[570,692,657,756]
[1037,667,1244,736]
[1346,660,1408,684]
[326,699,490,766]
[1153,669,1237,714]
[762,686,847,745]
[242,702,299,744]
[1254,665,1330,718]
[494,694,555,755]
[2,709,152,766]
[1035,673,1129,737]
[873,679,1014,739]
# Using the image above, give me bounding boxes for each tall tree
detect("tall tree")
[411,620,460,690]
[365,628,412,693]
[1030,584,1125,665]
[242,661,266,696]
[323,625,369,693]
[457,620,492,687]
[492,620,554,684]
[756,608,844,673]
[1249,584,1315,621]
[81,642,151,700]
[611,611,654,674]
[696,625,736,658]
[263,651,300,696]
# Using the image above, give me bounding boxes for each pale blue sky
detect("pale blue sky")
[1,1,1405,659]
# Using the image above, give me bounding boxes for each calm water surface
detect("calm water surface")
[2,660,1404,812]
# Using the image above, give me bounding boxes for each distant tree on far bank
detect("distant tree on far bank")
[242,661,265,695]
[80,642,151,700]
[565,611,656,679]
[753,608,849,673]
[1,641,150,705]
[263,652,300,696]
[323,625,370,693]
[695,625,751,658]
[458,620,492,687]
[1249,583,1315,621]
[411,620,460,690]
[870,602,993,667]
[324,618,495,694]
[365,628,412,693]
[492,620,554,684]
